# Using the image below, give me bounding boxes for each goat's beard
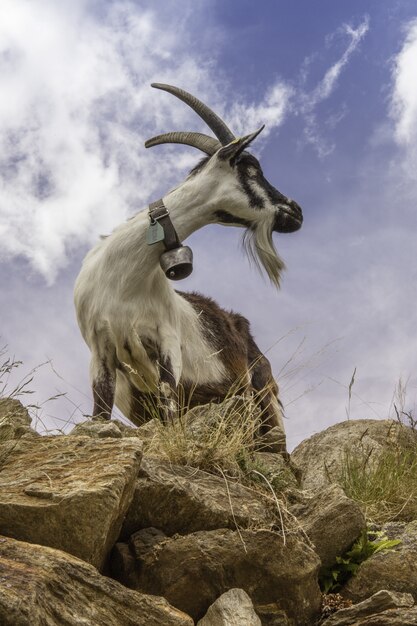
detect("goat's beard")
[242,216,286,288]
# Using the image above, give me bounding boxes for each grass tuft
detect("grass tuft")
[336,434,417,524]
[145,395,262,478]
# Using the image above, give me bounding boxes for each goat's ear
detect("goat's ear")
[217,126,265,163]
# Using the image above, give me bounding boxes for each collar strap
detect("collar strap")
[148,199,181,250]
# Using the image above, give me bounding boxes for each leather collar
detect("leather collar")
[148,199,181,250]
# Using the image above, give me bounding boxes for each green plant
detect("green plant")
[320,529,401,594]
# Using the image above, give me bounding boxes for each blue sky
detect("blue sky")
[1,0,416,449]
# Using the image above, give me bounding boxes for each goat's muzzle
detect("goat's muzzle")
[273,200,303,233]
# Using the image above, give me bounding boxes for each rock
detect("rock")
[120,456,275,538]
[110,542,141,588]
[324,608,417,625]
[115,419,149,438]
[254,604,292,625]
[70,417,145,439]
[129,527,167,560]
[0,398,39,441]
[185,395,286,453]
[111,529,169,588]
[134,418,160,440]
[290,484,366,567]
[0,535,193,626]
[257,425,287,453]
[343,520,417,603]
[197,588,261,625]
[252,451,299,490]
[291,419,417,490]
[70,417,123,438]
[129,528,321,624]
[0,435,142,569]
[321,590,416,625]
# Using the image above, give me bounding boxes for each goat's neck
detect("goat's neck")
[105,176,213,296]
[162,176,214,240]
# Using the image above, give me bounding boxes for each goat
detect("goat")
[74,83,303,453]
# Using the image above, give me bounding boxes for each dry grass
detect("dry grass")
[145,395,262,478]
[336,435,417,524]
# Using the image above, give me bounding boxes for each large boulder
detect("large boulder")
[196,588,261,626]
[120,456,275,538]
[0,535,193,626]
[128,527,321,624]
[289,484,366,567]
[343,521,417,603]
[321,590,417,625]
[291,419,417,491]
[0,435,142,569]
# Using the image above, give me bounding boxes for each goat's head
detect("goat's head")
[145,83,303,287]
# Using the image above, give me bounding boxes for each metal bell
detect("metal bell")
[159,245,193,280]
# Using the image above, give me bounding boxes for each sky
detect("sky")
[0,0,416,450]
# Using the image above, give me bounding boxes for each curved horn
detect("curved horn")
[151,83,235,146]
[145,132,221,156]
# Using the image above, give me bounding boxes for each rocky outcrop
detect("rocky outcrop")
[342,521,417,603]
[0,434,143,569]
[197,588,262,625]
[3,397,417,626]
[126,527,321,623]
[292,419,417,491]
[0,535,193,626]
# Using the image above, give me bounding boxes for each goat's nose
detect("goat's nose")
[287,198,302,215]
[273,200,303,233]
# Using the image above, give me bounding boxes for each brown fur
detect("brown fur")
[126,291,284,436]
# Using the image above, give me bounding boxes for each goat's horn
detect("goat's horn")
[145,132,221,155]
[151,83,235,146]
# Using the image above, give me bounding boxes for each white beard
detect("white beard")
[242,215,286,287]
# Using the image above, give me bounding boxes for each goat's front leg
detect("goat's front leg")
[90,352,116,420]
[157,355,177,424]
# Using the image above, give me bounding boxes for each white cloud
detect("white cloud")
[298,16,370,157]
[310,17,370,106]
[390,19,417,180]
[228,82,294,137]
[391,19,417,145]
